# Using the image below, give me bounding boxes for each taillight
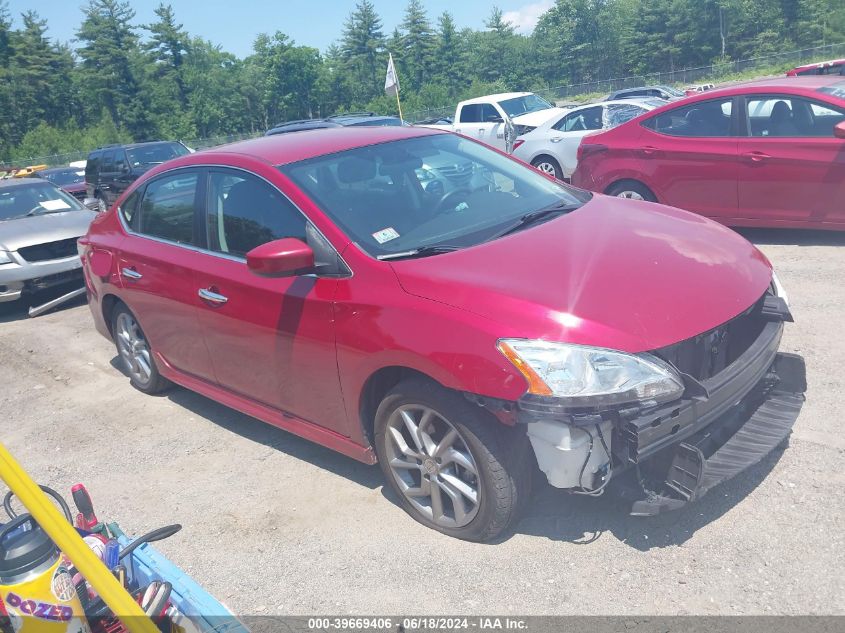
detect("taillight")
[577,143,608,162]
[512,139,525,151]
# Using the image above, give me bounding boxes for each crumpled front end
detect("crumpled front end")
[517,290,806,514]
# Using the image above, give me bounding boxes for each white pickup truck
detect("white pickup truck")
[421,92,566,152]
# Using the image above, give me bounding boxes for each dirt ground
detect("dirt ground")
[1,227,844,616]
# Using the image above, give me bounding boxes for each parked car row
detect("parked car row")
[571,76,845,230]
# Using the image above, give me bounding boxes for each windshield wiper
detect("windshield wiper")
[377,244,460,261]
[486,201,580,241]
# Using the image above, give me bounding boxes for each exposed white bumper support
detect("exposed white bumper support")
[526,419,612,489]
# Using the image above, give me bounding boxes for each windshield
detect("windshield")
[280,134,589,258]
[40,168,84,186]
[0,182,86,221]
[659,85,686,97]
[498,94,554,118]
[126,142,190,167]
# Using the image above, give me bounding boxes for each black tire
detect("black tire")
[374,379,532,542]
[605,179,657,202]
[111,303,171,395]
[531,155,564,180]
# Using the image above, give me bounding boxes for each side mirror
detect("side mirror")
[486,114,504,123]
[246,238,314,278]
[834,121,845,139]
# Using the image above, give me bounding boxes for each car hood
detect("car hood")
[390,196,772,353]
[511,108,567,127]
[0,210,97,251]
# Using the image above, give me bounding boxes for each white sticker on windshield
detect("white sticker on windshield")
[372,227,400,244]
[39,199,71,211]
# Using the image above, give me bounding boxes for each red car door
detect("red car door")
[191,169,351,436]
[737,94,845,225]
[114,169,216,383]
[639,97,739,219]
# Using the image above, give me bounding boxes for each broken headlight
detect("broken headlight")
[498,339,684,406]
[771,270,789,307]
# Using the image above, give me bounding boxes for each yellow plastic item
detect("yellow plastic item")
[12,165,48,178]
[0,441,158,633]
[0,553,88,632]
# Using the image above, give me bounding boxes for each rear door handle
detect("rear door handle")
[198,288,228,305]
[120,267,142,280]
[742,151,771,162]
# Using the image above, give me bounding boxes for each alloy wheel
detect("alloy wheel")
[535,162,557,176]
[616,190,645,200]
[115,312,152,386]
[384,404,480,528]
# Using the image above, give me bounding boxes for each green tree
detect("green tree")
[340,0,386,103]
[76,0,152,138]
[399,0,435,91]
[432,12,468,97]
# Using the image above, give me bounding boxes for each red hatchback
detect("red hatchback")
[572,76,845,229]
[80,127,805,541]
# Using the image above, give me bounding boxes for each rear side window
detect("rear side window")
[747,96,845,137]
[137,172,198,244]
[553,106,603,132]
[459,104,499,123]
[605,104,646,127]
[459,104,483,123]
[101,151,117,173]
[206,171,306,257]
[85,152,101,180]
[118,190,140,229]
[643,98,733,137]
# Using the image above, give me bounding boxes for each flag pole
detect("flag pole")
[396,89,404,123]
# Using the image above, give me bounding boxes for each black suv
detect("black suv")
[265,112,404,136]
[85,141,190,211]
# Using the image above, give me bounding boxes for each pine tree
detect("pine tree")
[432,12,468,97]
[340,0,386,104]
[77,0,152,138]
[400,0,435,91]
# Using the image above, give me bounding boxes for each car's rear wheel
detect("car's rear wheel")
[374,379,531,542]
[531,155,563,180]
[112,304,170,395]
[606,180,657,202]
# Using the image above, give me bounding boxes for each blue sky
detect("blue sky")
[5,0,554,57]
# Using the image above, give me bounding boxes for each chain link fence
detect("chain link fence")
[406,42,845,122]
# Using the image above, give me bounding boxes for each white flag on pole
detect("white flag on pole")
[384,53,399,97]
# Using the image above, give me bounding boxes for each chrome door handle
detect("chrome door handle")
[198,288,228,305]
[121,267,142,280]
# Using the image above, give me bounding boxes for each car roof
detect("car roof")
[790,58,845,72]
[39,166,79,173]
[461,92,533,105]
[690,75,845,97]
[0,177,55,189]
[90,140,182,153]
[192,125,443,167]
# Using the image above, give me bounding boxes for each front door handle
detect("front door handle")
[120,267,142,280]
[639,145,659,156]
[742,151,771,162]
[198,287,228,305]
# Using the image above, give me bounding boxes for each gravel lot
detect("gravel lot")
[1,227,843,616]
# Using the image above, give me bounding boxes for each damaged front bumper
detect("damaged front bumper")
[516,295,807,515]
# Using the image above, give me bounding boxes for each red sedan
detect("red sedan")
[572,76,845,229]
[80,127,805,541]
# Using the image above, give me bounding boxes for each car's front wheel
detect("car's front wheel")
[374,379,531,542]
[112,304,170,395]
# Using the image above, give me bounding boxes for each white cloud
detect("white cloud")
[502,0,554,34]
